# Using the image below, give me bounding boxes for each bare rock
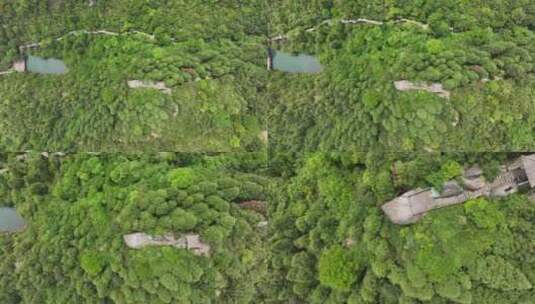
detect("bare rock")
[464,165,483,178]
[127,80,172,95]
[438,181,463,198]
[124,232,210,256]
[394,80,451,99]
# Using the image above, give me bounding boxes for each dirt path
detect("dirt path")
[270,17,431,42]
[19,29,156,52]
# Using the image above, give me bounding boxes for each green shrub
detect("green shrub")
[80,252,106,276]
[169,168,199,189]
[318,246,361,291]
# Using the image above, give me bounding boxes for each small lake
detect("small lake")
[26,55,68,74]
[272,51,322,73]
[0,207,26,232]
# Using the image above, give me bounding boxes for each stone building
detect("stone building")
[382,154,535,225]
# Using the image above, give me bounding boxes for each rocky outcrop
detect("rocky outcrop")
[439,181,464,197]
[394,80,451,99]
[462,165,486,190]
[464,165,483,178]
[127,80,172,95]
[123,232,210,256]
[381,188,433,225]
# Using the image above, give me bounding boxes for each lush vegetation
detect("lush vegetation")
[2,151,534,303]
[0,152,269,303]
[2,2,535,303]
[268,0,535,153]
[268,152,535,304]
[0,0,268,151]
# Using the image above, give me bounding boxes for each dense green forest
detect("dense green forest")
[2,1,535,303]
[0,0,268,151]
[268,152,535,304]
[0,152,269,303]
[2,152,534,303]
[268,0,535,153]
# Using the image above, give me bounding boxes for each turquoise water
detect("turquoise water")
[272,51,322,73]
[26,55,68,74]
[0,207,26,232]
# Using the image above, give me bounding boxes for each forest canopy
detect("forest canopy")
[1,1,535,304]
[0,152,270,303]
[0,0,269,152]
[268,0,535,153]
[267,152,535,304]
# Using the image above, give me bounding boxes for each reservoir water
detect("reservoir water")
[0,207,26,232]
[26,55,68,74]
[272,51,322,73]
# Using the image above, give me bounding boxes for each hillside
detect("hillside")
[268,0,535,153]
[0,152,270,303]
[0,0,268,152]
[268,152,535,304]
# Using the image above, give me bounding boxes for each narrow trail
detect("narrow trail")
[0,70,14,75]
[270,17,431,42]
[19,29,157,51]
